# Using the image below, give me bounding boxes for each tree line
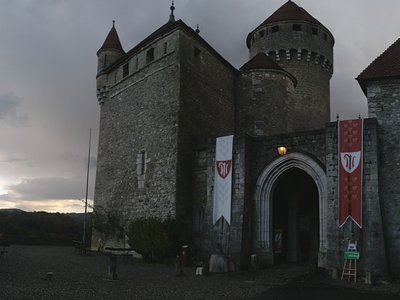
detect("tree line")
[0,209,91,246]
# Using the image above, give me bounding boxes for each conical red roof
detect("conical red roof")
[240,53,284,71]
[240,53,297,86]
[99,23,124,53]
[247,1,331,48]
[261,0,323,27]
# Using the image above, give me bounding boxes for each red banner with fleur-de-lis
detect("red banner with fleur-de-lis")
[339,119,363,228]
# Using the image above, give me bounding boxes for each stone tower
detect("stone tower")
[93,7,235,248]
[96,22,125,103]
[237,52,297,136]
[246,0,334,131]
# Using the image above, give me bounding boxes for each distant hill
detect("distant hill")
[0,209,92,246]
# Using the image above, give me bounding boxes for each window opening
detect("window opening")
[122,63,129,77]
[292,24,301,31]
[146,48,155,63]
[194,47,201,58]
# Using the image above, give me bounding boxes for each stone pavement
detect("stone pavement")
[0,245,399,299]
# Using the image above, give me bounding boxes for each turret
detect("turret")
[246,0,334,131]
[97,21,125,75]
[96,21,125,104]
[237,53,297,136]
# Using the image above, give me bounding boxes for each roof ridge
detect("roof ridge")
[357,37,400,80]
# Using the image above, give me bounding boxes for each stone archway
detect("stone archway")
[253,152,327,267]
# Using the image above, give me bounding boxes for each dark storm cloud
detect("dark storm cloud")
[0,93,27,125]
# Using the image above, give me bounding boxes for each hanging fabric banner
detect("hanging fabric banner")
[339,119,363,228]
[213,135,234,225]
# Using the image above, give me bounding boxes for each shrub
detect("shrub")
[127,217,178,263]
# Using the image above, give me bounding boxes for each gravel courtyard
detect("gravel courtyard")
[1,245,399,299]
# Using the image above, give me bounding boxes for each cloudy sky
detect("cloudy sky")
[0,0,398,213]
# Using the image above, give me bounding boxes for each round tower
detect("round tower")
[96,21,125,103]
[238,53,297,136]
[246,0,334,131]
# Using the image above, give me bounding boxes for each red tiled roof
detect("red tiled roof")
[261,0,323,27]
[240,52,284,71]
[99,24,124,53]
[240,53,297,86]
[357,38,400,81]
[247,1,332,48]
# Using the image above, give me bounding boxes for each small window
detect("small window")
[272,26,279,33]
[140,151,145,175]
[292,24,301,31]
[135,57,139,70]
[312,28,318,35]
[146,48,155,63]
[103,54,107,68]
[122,63,129,77]
[323,33,328,41]
[114,72,117,83]
[259,30,264,38]
[194,47,201,58]
[163,42,167,54]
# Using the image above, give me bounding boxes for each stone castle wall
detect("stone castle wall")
[366,79,400,274]
[325,119,387,274]
[174,29,236,238]
[94,31,181,226]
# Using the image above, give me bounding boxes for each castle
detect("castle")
[93,1,400,276]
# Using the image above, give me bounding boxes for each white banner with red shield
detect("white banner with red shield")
[339,119,363,228]
[213,135,234,225]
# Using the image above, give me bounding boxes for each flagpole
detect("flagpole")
[83,128,92,245]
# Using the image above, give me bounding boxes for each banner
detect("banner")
[339,119,363,228]
[213,135,234,224]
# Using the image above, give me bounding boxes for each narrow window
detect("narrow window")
[140,151,145,175]
[259,30,264,38]
[323,33,328,41]
[114,72,117,83]
[146,48,155,63]
[103,54,107,68]
[292,24,301,31]
[194,47,201,58]
[163,42,168,54]
[272,25,279,33]
[122,63,129,77]
[135,57,139,70]
[136,151,147,189]
[312,27,318,35]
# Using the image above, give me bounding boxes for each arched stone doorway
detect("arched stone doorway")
[272,168,319,264]
[253,153,327,267]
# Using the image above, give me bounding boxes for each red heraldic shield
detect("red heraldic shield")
[339,119,363,228]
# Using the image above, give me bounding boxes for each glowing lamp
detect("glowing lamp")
[277,146,287,156]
